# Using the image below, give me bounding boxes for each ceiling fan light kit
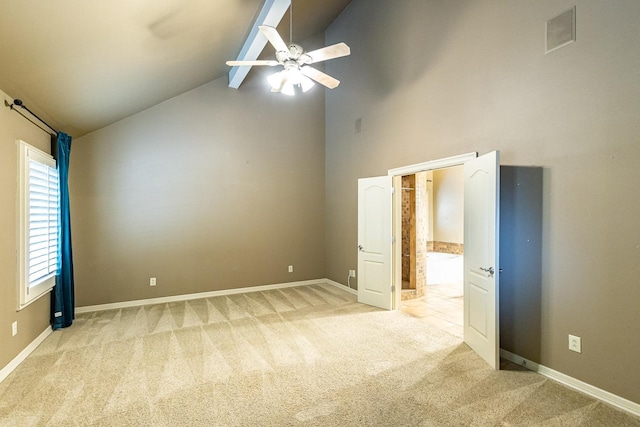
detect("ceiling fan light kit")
[226,3,351,96]
[268,68,314,96]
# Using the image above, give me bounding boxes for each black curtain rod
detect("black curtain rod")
[4,98,58,136]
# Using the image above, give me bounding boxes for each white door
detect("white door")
[464,151,500,369]
[357,176,392,310]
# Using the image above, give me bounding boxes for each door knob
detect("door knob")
[358,245,365,252]
[480,267,495,275]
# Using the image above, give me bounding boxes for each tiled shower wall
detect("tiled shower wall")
[414,172,427,297]
[401,173,427,301]
[401,175,412,282]
[430,241,464,255]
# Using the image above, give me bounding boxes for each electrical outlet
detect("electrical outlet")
[349,270,356,278]
[288,265,294,273]
[150,277,156,287]
[11,321,17,337]
[569,334,582,353]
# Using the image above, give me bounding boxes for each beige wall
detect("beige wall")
[70,68,326,307]
[325,0,640,403]
[433,166,463,244]
[0,89,53,372]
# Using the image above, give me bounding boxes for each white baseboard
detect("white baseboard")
[500,349,640,417]
[0,326,52,384]
[75,278,338,314]
[324,278,357,295]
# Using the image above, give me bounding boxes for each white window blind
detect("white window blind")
[18,141,59,309]
[28,158,59,286]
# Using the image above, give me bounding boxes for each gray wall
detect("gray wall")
[0,88,53,372]
[325,0,640,403]
[70,68,326,307]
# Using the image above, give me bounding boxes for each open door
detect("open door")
[357,176,392,310]
[464,151,500,369]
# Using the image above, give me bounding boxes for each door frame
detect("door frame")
[388,152,477,310]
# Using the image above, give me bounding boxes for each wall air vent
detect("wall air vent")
[546,6,576,54]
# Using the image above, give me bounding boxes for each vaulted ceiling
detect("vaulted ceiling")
[0,0,351,137]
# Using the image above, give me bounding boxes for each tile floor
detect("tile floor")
[400,252,463,338]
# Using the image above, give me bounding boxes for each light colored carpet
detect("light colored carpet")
[1,283,638,426]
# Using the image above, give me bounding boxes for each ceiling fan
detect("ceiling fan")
[226,9,350,96]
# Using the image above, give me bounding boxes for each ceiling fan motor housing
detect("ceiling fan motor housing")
[275,44,312,66]
[283,60,299,71]
[288,43,304,58]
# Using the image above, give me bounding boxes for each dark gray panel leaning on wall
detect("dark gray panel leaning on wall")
[499,166,543,362]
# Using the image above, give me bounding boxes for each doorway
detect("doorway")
[360,151,500,368]
[399,166,464,338]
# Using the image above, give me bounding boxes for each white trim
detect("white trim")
[0,326,52,384]
[392,175,402,311]
[75,278,330,314]
[388,152,477,177]
[324,278,358,295]
[17,140,58,310]
[501,349,640,417]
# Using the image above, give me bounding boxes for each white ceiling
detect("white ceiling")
[0,0,351,137]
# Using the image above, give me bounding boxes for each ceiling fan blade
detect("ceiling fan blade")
[259,25,289,52]
[301,66,340,89]
[226,60,279,67]
[305,43,351,64]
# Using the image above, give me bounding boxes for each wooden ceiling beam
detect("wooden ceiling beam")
[228,0,291,89]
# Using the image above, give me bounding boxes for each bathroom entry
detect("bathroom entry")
[400,166,465,338]
[362,151,499,367]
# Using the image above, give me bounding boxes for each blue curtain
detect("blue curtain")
[52,132,74,330]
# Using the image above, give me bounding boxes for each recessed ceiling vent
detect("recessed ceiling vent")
[546,7,576,53]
